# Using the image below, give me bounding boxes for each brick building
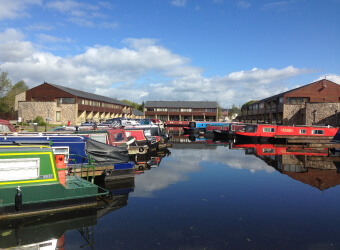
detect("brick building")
[15,82,132,125]
[239,79,340,126]
[144,101,218,121]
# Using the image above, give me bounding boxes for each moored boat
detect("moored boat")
[0,144,107,218]
[234,124,339,143]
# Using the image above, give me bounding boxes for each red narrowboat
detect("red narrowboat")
[234,124,339,142]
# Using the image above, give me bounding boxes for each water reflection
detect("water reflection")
[231,142,340,190]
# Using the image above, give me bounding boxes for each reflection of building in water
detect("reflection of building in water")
[234,143,340,190]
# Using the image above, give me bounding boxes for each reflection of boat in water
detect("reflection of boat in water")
[0,208,98,249]
[232,142,340,190]
[132,147,171,170]
[232,143,329,156]
[96,177,135,218]
[1,176,135,249]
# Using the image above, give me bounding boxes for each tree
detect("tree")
[0,70,12,98]
[241,100,258,109]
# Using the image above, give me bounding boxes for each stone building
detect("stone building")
[239,79,340,126]
[144,101,218,121]
[15,82,132,125]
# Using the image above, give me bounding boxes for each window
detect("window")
[300,129,306,134]
[181,108,192,112]
[59,98,75,104]
[263,127,275,132]
[56,111,61,122]
[158,115,167,121]
[146,108,155,111]
[312,130,324,134]
[156,108,168,111]
[245,125,257,133]
[0,158,40,181]
[169,108,180,112]
[263,148,274,153]
[259,103,264,108]
[286,97,310,104]
[279,97,284,104]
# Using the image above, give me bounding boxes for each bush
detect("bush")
[33,116,46,126]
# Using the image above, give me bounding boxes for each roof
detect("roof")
[244,79,339,107]
[145,101,218,108]
[46,82,130,107]
[133,109,144,116]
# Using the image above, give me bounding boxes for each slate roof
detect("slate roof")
[133,109,144,116]
[47,82,130,106]
[145,101,218,108]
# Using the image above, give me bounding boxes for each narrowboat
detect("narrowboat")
[0,119,16,133]
[164,120,190,127]
[234,124,339,143]
[0,145,107,218]
[75,127,148,155]
[183,121,229,134]
[212,122,245,137]
[0,134,135,176]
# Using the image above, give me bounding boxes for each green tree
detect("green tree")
[138,101,144,112]
[2,80,29,113]
[241,100,258,109]
[0,70,12,98]
[121,99,141,110]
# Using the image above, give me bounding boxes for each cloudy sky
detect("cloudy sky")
[0,0,339,108]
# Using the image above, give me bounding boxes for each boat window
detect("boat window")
[0,158,40,181]
[312,130,324,134]
[263,148,274,153]
[300,129,306,134]
[144,129,151,137]
[263,127,275,132]
[89,134,107,143]
[114,133,125,142]
[245,125,257,132]
[0,124,12,132]
[52,147,69,162]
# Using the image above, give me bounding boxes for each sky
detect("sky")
[0,0,339,108]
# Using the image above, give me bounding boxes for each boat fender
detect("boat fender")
[15,186,22,211]
[139,147,144,153]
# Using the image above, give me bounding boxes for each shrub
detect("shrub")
[33,116,46,126]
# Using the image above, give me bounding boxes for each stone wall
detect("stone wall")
[14,92,26,111]
[305,102,340,126]
[283,104,305,125]
[18,101,78,125]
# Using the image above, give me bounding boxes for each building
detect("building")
[132,109,144,119]
[144,101,218,121]
[15,82,132,125]
[239,79,340,126]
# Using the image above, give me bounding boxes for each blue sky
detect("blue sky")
[0,0,339,108]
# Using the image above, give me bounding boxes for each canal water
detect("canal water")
[3,129,340,249]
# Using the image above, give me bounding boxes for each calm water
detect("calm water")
[2,130,340,250]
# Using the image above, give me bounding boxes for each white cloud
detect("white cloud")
[36,34,73,43]
[237,1,251,9]
[170,0,187,7]
[316,75,340,84]
[0,30,314,108]
[131,147,275,197]
[0,0,41,20]
[0,28,25,42]
[46,0,98,13]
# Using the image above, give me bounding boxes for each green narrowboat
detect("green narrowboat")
[0,145,106,219]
